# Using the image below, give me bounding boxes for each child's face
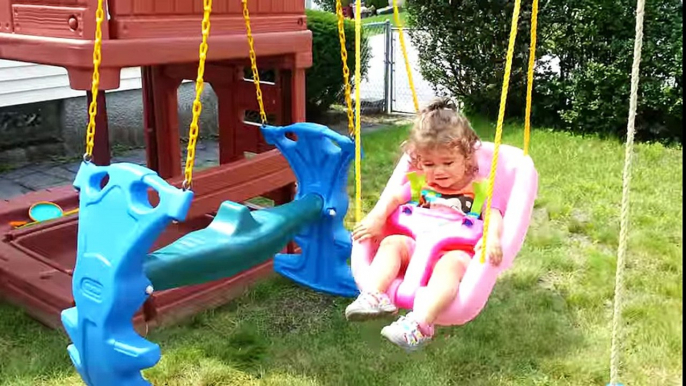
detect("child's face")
[416,147,469,189]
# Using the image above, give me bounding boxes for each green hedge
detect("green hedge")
[313,0,389,13]
[406,0,682,144]
[366,0,389,10]
[312,0,348,13]
[305,9,371,118]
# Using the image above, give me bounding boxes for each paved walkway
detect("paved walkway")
[0,139,220,201]
[0,115,412,201]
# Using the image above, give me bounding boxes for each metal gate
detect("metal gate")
[358,22,434,115]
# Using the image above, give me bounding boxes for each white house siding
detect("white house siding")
[0,60,144,108]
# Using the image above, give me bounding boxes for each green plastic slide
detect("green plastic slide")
[144,194,324,291]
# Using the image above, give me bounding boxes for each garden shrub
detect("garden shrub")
[313,0,348,13]
[366,0,390,10]
[314,0,389,13]
[405,1,533,120]
[541,0,682,143]
[406,0,682,144]
[306,9,371,118]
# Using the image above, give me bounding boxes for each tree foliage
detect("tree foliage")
[406,0,682,143]
[313,0,348,12]
[306,10,371,118]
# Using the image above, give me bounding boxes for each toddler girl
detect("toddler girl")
[347,98,505,352]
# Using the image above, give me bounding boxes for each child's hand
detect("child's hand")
[475,237,503,266]
[352,214,385,242]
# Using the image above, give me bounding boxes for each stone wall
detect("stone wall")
[0,101,63,167]
[0,83,219,169]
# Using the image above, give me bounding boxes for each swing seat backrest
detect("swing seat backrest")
[351,142,539,325]
[377,142,538,269]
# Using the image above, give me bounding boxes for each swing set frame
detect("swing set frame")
[0,0,312,332]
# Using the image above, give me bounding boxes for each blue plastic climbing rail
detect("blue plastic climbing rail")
[262,123,358,297]
[61,123,359,386]
[62,162,194,386]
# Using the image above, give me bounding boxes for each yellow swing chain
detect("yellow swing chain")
[84,0,105,161]
[242,0,268,126]
[352,0,363,223]
[393,0,419,114]
[523,0,539,156]
[478,0,522,264]
[384,1,535,264]
[84,0,210,190]
[183,0,214,190]
[333,0,363,223]
[335,0,355,137]
[244,0,359,220]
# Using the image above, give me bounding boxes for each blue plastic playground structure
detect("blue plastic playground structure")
[61,123,360,386]
[262,124,359,297]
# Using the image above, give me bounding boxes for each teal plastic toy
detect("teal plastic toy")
[262,123,358,297]
[62,161,193,386]
[145,194,324,290]
[61,122,359,386]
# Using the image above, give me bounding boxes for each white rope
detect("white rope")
[609,0,645,384]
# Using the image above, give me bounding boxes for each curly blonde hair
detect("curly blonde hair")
[401,97,481,180]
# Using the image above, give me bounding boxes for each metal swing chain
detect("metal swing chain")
[242,0,268,127]
[183,0,214,191]
[83,0,106,162]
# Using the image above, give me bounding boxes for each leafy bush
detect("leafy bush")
[312,0,348,13]
[366,0,389,10]
[306,9,371,118]
[405,1,533,119]
[541,0,682,143]
[406,0,682,144]
[314,0,388,13]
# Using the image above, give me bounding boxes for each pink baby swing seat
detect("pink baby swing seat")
[350,142,539,326]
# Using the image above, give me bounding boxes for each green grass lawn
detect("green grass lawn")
[0,117,682,385]
[362,10,408,27]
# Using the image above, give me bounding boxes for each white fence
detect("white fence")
[356,22,439,114]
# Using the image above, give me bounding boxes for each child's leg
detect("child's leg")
[381,250,471,352]
[346,235,414,321]
[365,235,414,292]
[412,250,471,325]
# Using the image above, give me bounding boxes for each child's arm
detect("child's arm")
[487,209,504,243]
[368,183,411,221]
[477,208,504,265]
[352,182,410,241]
